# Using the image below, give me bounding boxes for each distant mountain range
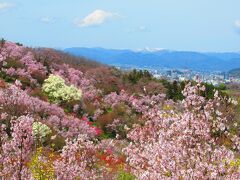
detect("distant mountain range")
[64,47,240,72]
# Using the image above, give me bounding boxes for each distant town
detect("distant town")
[115,65,240,85]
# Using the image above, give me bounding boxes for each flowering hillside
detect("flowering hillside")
[0,41,240,179]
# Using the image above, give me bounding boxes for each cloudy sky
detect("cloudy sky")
[0,0,240,51]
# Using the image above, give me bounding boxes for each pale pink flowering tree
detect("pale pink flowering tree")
[0,116,34,179]
[123,83,240,179]
[54,134,101,179]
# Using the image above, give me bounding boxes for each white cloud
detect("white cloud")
[0,2,14,11]
[235,20,240,28]
[40,17,54,23]
[138,26,150,32]
[126,26,150,33]
[75,9,116,27]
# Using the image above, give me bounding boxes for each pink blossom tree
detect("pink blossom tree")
[123,83,240,179]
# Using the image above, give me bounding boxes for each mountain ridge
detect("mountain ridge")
[64,47,240,71]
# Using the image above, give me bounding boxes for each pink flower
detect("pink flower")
[81,116,88,121]
[95,127,102,136]
[14,80,22,87]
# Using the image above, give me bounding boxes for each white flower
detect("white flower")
[215,110,222,116]
[200,86,206,91]
[231,99,238,105]
[14,80,22,87]
[219,123,225,131]
[42,74,82,103]
[124,125,130,131]
[33,122,52,142]
[50,135,57,140]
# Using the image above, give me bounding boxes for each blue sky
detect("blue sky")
[0,0,240,51]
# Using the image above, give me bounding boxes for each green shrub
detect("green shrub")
[117,171,136,180]
[32,122,52,143]
[42,74,82,103]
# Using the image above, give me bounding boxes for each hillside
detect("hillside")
[0,41,240,179]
